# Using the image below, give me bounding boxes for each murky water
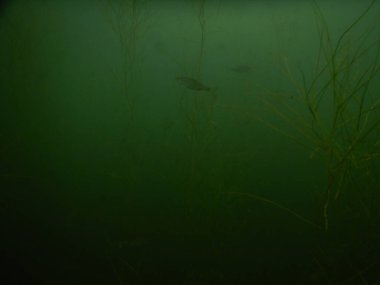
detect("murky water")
[1,0,379,284]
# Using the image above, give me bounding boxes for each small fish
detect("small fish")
[231,64,252,73]
[176,76,210,91]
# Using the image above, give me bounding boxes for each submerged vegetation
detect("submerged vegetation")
[103,0,150,123]
[261,0,380,230]
[175,0,219,202]
[2,1,380,283]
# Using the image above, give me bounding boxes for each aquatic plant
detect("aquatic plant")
[172,1,221,215]
[99,0,152,190]
[177,0,216,146]
[193,0,207,79]
[103,0,150,122]
[262,0,380,230]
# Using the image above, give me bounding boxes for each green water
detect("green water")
[1,0,380,284]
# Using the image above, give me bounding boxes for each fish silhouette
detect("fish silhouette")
[176,76,210,91]
[230,64,252,73]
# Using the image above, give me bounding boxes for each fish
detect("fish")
[230,64,252,73]
[176,76,210,91]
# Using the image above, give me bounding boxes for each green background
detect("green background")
[1,0,379,284]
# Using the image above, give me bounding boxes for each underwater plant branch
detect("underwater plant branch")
[331,0,376,62]
[261,89,314,133]
[226,191,322,230]
[312,1,334,65]
[355,45,380,131]
[332,73,379,137]
[314,0,377,127]
[339,12,380,76]
[365,96,380,113]
[333,163,349,200]
[258,85,329,157]
[328,117,380,181]
[323,171,333,230]
[258,96,318,144]
[313,0,376,81]
[336,66,373,110]
[191,0,207,79]
[357,119,380,150]
[303,91,328,145]
[278,55,306,96]
[346,35,380,76]
[284,37,329,116]
[319,128,359,230]
[355,77,375,133]
[313,11,327,75]
[238,96,314,149]
[341,258,380,285]
[347,165,371,218]
[279,59,331,142]
[254,114,312,149]
[330,35,380,94]
[323,143,346,230]
[311,75,332,112]
[330,39,373,135]
[268,0,380,231]
[300,66,319,124]
[367,158,379,230]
